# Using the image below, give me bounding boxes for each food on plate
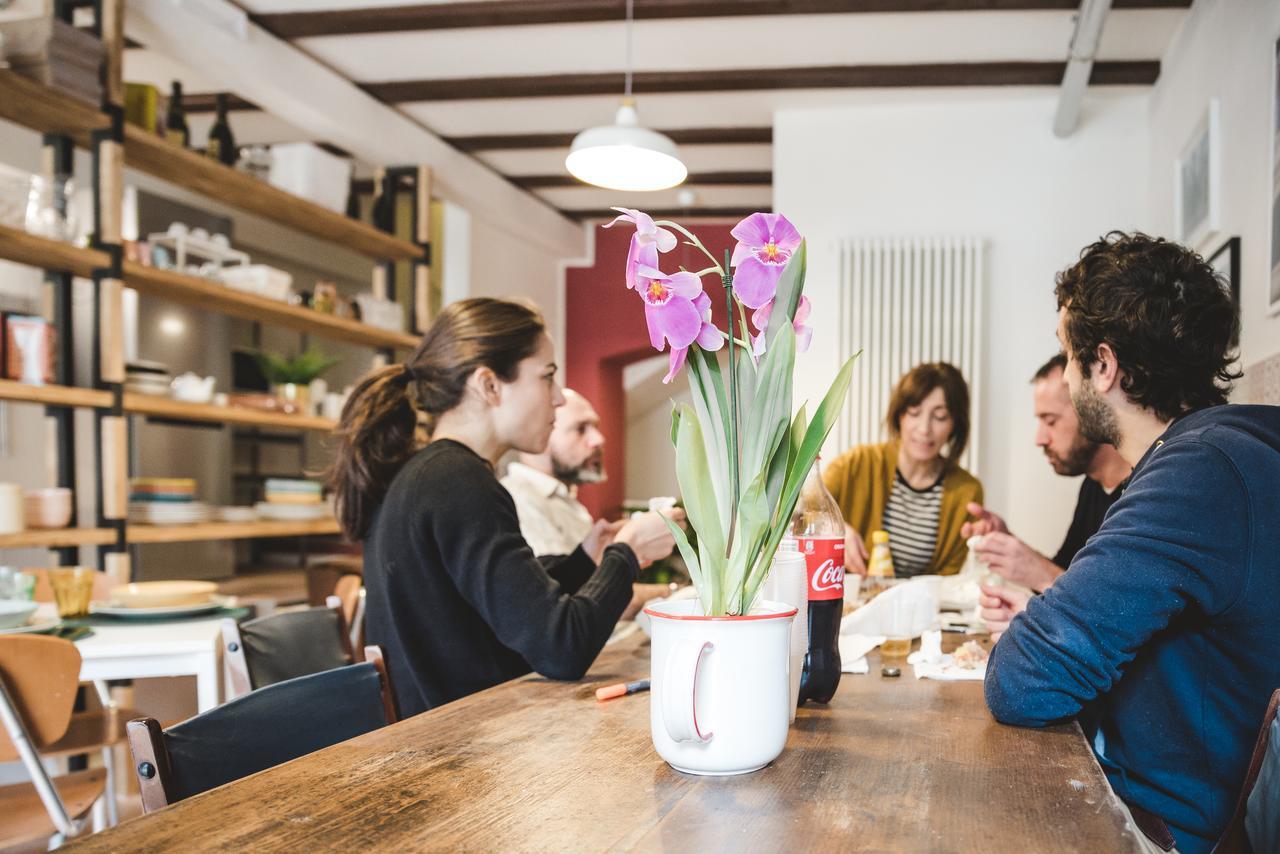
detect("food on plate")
[952,639,989,670]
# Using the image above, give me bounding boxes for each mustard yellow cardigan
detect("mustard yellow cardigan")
[822,440,983,576]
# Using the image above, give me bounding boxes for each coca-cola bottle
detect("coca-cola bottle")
[792,458,846,704]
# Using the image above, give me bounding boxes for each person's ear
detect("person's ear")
[468,367,502,407]
[1092,343,1120,394]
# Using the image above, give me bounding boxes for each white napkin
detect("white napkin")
[907,629,986,681]
[838,632,885,674]
[841,578,939,638]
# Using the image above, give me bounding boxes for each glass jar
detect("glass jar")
[25,175,77,242]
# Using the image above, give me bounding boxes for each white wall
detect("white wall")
[1148,0,1280,371]
[468,216,568,347]
[775,91,1151,554]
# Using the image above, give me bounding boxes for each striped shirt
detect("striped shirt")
[881,470,943,577]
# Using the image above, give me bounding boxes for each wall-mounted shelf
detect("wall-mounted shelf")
[123,126,421,262]
[0,71,108,145]
[124,394,337,432]
[0,528,118,549]
[123,262,419,350]
[0,380,112,409]
[0,223,109,279]
[127,518,340,544]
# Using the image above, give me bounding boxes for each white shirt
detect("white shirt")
[500,462,594,557]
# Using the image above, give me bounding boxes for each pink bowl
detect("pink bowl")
[24,488,72,529]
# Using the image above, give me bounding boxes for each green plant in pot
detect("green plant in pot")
[254,348,340,414]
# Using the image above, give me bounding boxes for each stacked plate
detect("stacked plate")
[125,360,171,397]
[263,478,323,505]
[255,501,329,521]
[128,501,212,525]
[129,477,209,525]
[92,580,232,618]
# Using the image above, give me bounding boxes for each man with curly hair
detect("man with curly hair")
[982,232,1280,854]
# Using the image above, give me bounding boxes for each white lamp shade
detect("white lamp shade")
[565,105,688,192]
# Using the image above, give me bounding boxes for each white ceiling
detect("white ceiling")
[122,3,1190,220]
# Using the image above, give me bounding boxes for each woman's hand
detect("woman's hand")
[615,509,684,568]
[582,518,626,565]
[843,524,869,576]
[979,583,1031,642]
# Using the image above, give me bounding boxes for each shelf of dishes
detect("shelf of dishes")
[0,70,107,146]
[0,527,117,549]
[0,520,340,549]
[124,261,419,350]
[0,378,339,432]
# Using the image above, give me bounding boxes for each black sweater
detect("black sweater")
[363,439,638,717]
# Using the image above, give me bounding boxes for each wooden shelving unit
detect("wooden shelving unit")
[0,223,110,279]
[0,528,118,549]
[124,393,337,432]
[123,126,422,262]
[0,70,108,145]
[1,51,430,571]
[127,518,340,544]
[0,379,112,409]
[123,261,419,350]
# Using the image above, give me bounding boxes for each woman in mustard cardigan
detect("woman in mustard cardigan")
[823,362,982,577]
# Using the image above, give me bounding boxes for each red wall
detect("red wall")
[565,219,739,519]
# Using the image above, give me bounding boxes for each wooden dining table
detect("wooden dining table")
[69,632,1143,852]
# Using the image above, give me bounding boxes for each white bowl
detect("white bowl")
[0,599,38,630]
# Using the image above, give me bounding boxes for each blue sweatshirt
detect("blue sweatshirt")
[985,405,1280,853]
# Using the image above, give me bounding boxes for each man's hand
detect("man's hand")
[615,508,686,569]
[972,533,1063,592]
[979,583,1032,642]
[582,518,626,565]
[843,523,869,576]
[961,502,1010,539]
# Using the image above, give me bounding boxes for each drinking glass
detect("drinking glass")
[48,567,95,618]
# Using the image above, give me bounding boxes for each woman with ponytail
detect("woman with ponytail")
[329,297,676,715]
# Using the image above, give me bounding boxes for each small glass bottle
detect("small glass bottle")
[865,530,895,597]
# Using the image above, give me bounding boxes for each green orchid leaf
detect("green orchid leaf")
[687,349,731,533]
[673,402,725,575]
[764,240,807,346]
[743,322,795,478]
[662,513,705,603]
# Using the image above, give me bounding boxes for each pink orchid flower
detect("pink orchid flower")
[729,212,803,309]
[605,207,677,292]
[635,265,723,383]
[751,295,812,356]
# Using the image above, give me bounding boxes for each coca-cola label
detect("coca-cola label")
[798,537,845,601]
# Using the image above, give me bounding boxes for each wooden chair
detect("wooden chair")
[0,636,107,849]
[23,568,142,826]
[332,575,366,659]
[221,599,354,698]
[1215,688,1280,854]
[305,556,363,607]
[127,646,397,813]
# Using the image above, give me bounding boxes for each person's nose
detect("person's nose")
[552,385,566,407]
[1035,424,1050,447]
[587,427,605,449]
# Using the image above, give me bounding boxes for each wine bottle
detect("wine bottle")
[206,93,237,166]
[166,81,189,148]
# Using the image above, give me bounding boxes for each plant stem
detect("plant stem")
[735,298,757,367]
[656,221,724,273]
[723,249,740,567]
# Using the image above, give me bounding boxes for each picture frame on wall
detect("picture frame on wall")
[1175,98,1222,251]
[1208,236,1241,316]
[1270,38,1280,315]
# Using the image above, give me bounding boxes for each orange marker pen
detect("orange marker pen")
[595,679,650,702]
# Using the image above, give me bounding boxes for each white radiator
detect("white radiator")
[835,237,985,473]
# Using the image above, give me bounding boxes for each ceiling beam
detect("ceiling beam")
[253,0,1191,39]
[362,61,1159,102]
[446,127,773,151]
[512,171,772,189]
[564,206,760,221]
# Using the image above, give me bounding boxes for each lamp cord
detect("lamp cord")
[624,0,634,98]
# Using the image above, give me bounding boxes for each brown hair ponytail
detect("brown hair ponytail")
[328,298,546,541]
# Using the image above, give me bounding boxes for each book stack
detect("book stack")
[7,19,105,107]
[256,479,328,521]
[128,478,212,526]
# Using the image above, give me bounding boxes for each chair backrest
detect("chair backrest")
[127,647,397,812]
[1216,688,1280,854]
[332,574,361,624]
[221,602,353,696]
[1246,712,1280,853]
[0,635,82,761]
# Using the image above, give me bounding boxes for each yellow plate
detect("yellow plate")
[109,580,218,608]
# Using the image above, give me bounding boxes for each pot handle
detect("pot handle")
[662,639,713,743]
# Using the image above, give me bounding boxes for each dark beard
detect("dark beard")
[1071,382,1122,448]
[551,458,606,486]
[1048,433,1098,477]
